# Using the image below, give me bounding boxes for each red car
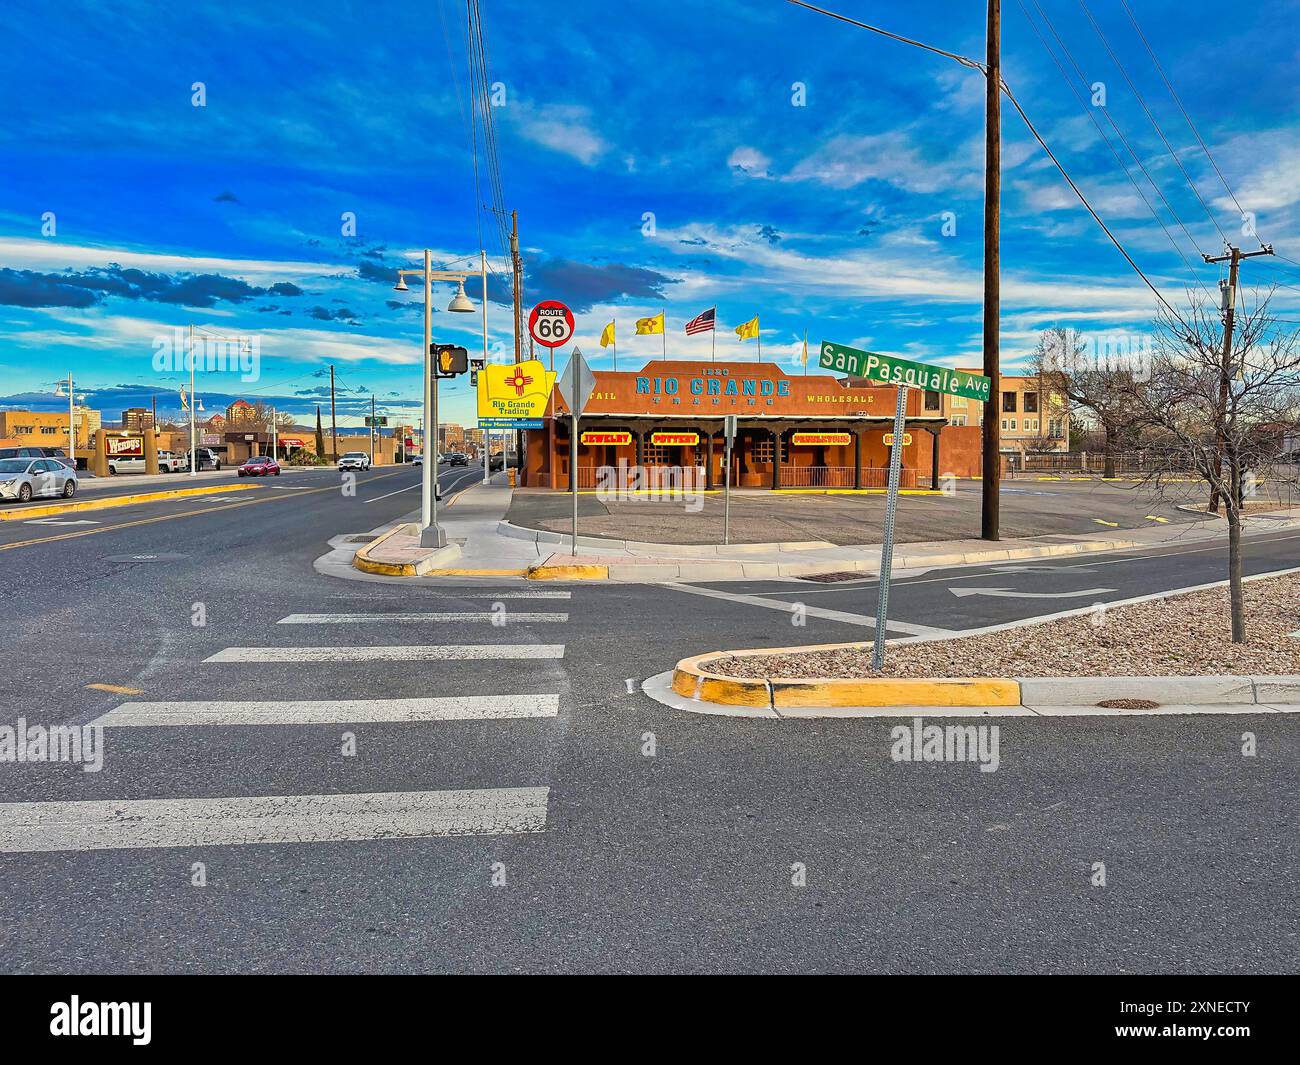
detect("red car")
[238,456,281,477]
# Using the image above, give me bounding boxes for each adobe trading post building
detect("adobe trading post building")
[519,359,983,490]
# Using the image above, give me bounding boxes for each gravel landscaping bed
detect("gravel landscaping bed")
[709,572,1300,679]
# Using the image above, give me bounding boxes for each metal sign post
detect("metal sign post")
[872,384,908,672]
[556,348,596,557]
[723,415,736,546]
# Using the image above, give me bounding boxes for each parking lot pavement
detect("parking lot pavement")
[505,477,1218,546]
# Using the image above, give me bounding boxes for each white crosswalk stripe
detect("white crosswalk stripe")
[277,612,569,624]
[93,694,559,727]
[2,609,568,853]
[0,788,550,853]
[204,644,565,662]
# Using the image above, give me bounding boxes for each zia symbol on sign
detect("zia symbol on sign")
[506,366,533,397]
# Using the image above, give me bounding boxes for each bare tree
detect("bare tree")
[1127,290,1300,641]
[1033,326,1148,478]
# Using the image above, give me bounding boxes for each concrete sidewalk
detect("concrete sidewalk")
[353,475,1300,583]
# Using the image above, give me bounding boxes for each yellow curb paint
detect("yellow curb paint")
[85,683,144,696]
[671,649,1021,710]
[0,482,259,521]
[773,488,941,495]
[771,677,1020,708]
[1092,518,1120,527]
[427,568,529,577]
[527,564,608,581]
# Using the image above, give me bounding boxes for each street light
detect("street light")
[185,325,253,477]
[53,376,82,468]
[393,252,485,548]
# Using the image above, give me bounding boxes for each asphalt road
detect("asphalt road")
[1,469,1297,973]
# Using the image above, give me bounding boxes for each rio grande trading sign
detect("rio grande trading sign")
[819,342,992,403]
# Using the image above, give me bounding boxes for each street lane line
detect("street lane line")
[0,470,410,553]
[663,582,958,638]
[23,518,101,526]
[94,694,560,726]
[276,612,569,624]
[364,483,421,503]
[0,787,551,852]
[324,591,572,599]
[204,645,565,662]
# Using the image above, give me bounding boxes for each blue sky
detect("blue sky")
[1,0,1299,428]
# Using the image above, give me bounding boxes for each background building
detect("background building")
[225,399,257,425]
[121,407,154,431]
[941,369,1070,460]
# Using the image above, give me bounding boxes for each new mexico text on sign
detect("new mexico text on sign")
[477,359,558,421]
[819,342,992,403]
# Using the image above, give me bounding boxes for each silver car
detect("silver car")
[0,457,78,503]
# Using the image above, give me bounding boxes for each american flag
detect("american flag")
[684,306,716,335]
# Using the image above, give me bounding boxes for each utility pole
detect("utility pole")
[510,210,523,362]
[329,364,338,463]
[510,208,525,471]
[981,0,1001,541]
[1203,243,1274,512]
[370,393,377,465]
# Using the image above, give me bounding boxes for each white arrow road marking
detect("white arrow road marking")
[23,518,100,526]
[664,582,958,638]
[204,644,565,662]
[277,612,568,624]
[949,586,1116,599]
[0,788,550,852]
[94,694,559,727]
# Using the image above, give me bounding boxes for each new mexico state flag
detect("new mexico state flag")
[476,359,557,420]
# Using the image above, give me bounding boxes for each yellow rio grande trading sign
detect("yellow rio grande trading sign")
[580,431,632,445]
[883,432,913,447]
[650,431,699,446]
[476,359,558,420]
[791,432,851,446]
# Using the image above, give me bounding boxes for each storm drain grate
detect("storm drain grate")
[798,571,868,583]
[343,535,380,544]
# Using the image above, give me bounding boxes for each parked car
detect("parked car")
[157,450,186,472]
[338,452,372,471]
[445,452,469,467]
[0,457,77,502]
[0,445,72,467]
[107,454,146,474]
[238,456,281,477]
[489,453,505,471]
[411,453,423,466]
[186,448,222,471]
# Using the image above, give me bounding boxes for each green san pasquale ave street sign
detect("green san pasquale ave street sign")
[819,341,992,403]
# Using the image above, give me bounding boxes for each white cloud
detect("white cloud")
[509,103,607,165]
[785,130,981,194]
[727,146,771,177]
[0,237,340,282]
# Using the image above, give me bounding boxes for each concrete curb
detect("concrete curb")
[0,482,259,521]
[519,534,1151,583]
[663,643,1300,715]
[352,523,464,577]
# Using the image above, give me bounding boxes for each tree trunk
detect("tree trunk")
[1226,453,1246,643]
[1102,424,1116,479]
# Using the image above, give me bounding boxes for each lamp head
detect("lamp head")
[447,279,475,313]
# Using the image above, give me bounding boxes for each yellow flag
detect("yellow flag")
[600,321,616,348]
[735,315,759,341]
[179,385,189,412]
[801,331,809,366]
[635,312,664,335]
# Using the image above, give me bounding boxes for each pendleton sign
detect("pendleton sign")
[819,342,992,403]
[792,432,851,446]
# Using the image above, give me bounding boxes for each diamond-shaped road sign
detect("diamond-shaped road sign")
[556,347,597,417]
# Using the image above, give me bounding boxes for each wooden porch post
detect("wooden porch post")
[930,427,941,490]
[771,426,782,490]
[853,430,862,490]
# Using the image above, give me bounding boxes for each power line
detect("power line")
[1119,0,1259,242]
[1018,0,1213,300]
[1000,77,1192,332]
[785,1,984,70]
[1076,0,1229,246]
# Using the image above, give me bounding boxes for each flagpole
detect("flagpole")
[711,328,715,362]
[757,319,762,363]
[662,309,666,361]
[804,328,808,375]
